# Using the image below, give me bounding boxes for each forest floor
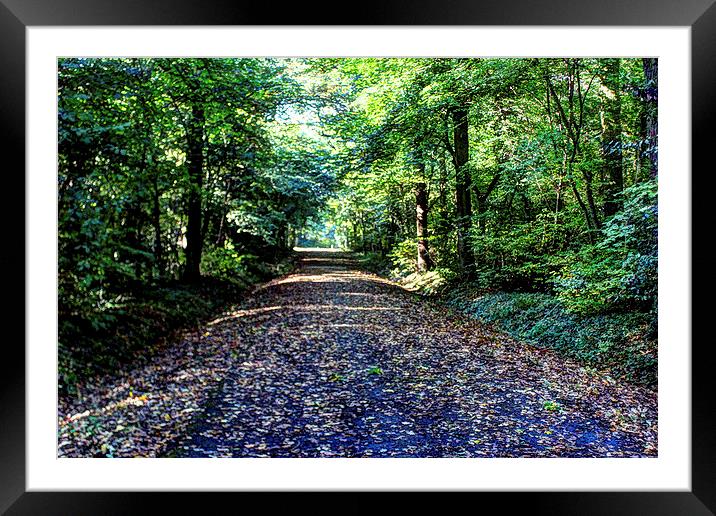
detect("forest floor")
[58,249,657,458]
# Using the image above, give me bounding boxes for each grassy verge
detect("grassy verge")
[444,288,657,387]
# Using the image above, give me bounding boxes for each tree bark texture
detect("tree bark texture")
[642,58,658,179]
[452,108,474,271]
[415,180,432,272]
[601,58,624,217]
[183,104,205,283]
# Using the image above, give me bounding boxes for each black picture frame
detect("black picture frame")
[1,0,712,513]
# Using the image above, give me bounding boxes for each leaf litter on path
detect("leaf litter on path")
[58,250,657,458]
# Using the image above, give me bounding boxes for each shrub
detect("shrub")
[401,268,454,296]
[445,290,656,386]
[468,212,576,292]
[200,242,263,286]
[388,238,419,277]
[58,277,246,394]
[555,180,657,316]
[358,251,392,275]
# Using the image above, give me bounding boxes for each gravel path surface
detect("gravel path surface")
[161,250,657,458]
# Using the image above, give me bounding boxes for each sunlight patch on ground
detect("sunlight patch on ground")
[58,249,658,459]
[293,247,344,253]
[296,304,403,312]
[207,305,284,325]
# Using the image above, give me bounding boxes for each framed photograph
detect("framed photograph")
[2,0,712,513]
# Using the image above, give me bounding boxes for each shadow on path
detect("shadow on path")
[164,249,657,458]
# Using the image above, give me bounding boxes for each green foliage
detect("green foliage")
[200,244,263,286]
[445,290,656,386]
[58,57,328,391]
[469,212,576,292]
[388,238,420,276]
[59,277,242,393]
[400,269,455,296]
[317,58,654,286]
[304,58,658,387]
[542,400,561,412]
[555,180,657,315]
[58,57,659,393]
[298,217,341,248]
[358,252,392,275]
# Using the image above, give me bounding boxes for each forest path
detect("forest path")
[162,249,657,458]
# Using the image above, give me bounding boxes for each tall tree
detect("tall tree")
[415,157,432,272]
[452,107,474,270]
[183,102,205,282]
[544,59,601,234]
[601,58,624,217]
[642,58,658,179]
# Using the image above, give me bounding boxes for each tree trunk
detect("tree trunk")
[152,172,163,277]
[642,58,658,179]
[601,58,624,217]
[583,172,601,230]
[182,104,205,283]
[359,212,366,252]
[124,202,145,283]
[452,108,473,271]
[276,225,287,251]
[415,179,432,272]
